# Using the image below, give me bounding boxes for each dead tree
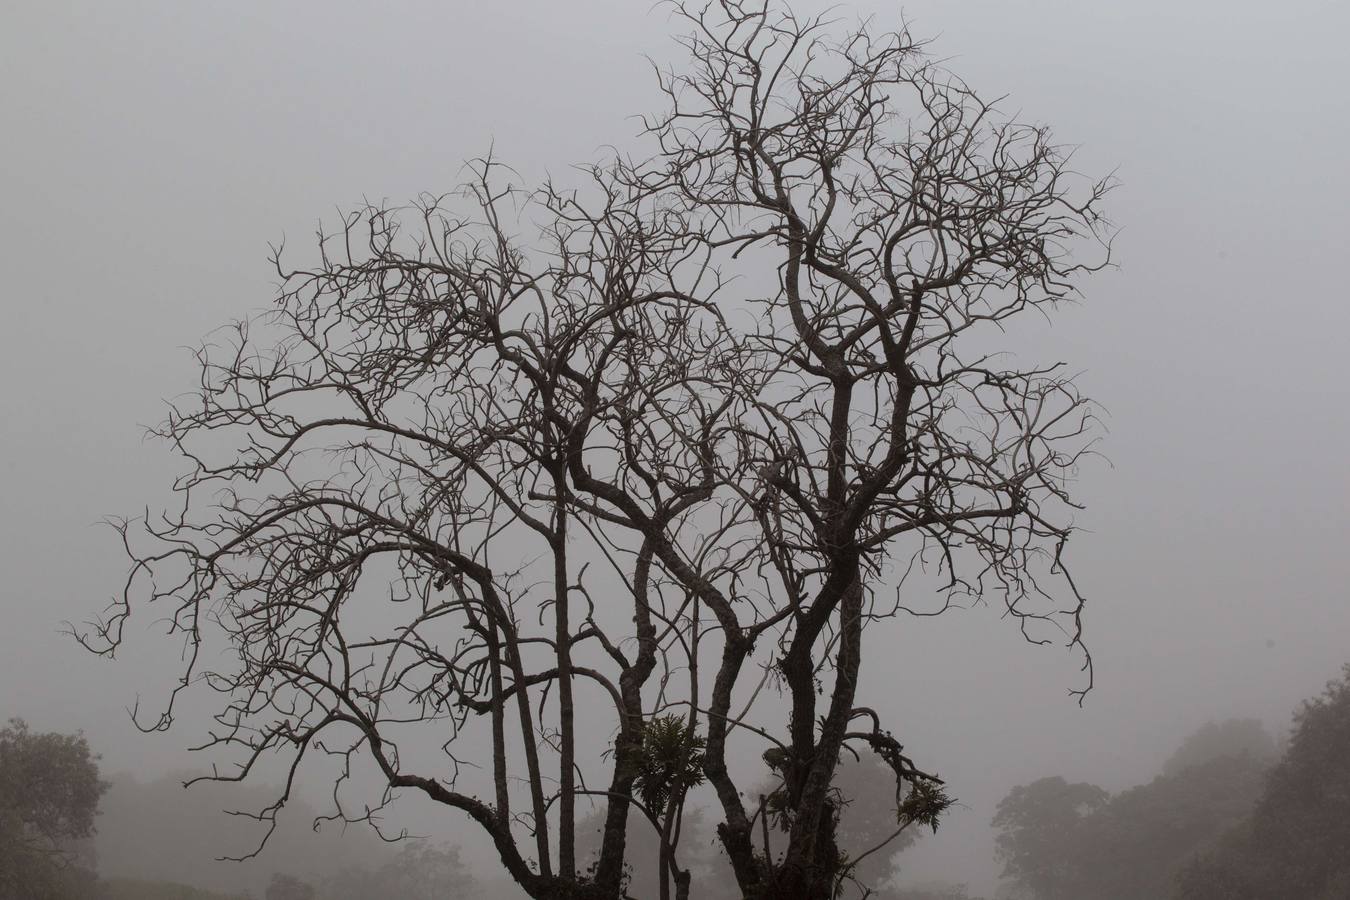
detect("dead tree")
[80,3,1111,898]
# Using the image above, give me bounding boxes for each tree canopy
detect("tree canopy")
[992,777,1109,900]
[1160,718,1276,778]
[0,719,107,900]
[1178,665,1350,899]
[81,1,1110,897]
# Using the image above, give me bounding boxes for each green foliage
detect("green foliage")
[630,715,706,814]
[0,719,107,900]
[897,780,952,835]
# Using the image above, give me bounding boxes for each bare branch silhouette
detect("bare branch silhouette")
[79,3,1112,897]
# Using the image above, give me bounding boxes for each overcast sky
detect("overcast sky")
[3,0,1348,893]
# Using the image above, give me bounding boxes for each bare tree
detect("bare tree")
[79,3,1111,898]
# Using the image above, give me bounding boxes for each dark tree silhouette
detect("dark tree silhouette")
[0,720,107,900]
[80,2,1110,898]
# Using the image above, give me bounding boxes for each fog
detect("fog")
[3,1,1348,897]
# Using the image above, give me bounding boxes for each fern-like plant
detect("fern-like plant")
[631,715,706,814]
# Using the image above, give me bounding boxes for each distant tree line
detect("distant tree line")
[1175,665,1350,899]
[993,665,1350,899]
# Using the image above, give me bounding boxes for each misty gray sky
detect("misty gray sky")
[3,0,1348,893]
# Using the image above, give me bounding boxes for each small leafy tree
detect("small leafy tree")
[0,719,107,900]
[991,777,1108,900]
[627,715,706,900]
